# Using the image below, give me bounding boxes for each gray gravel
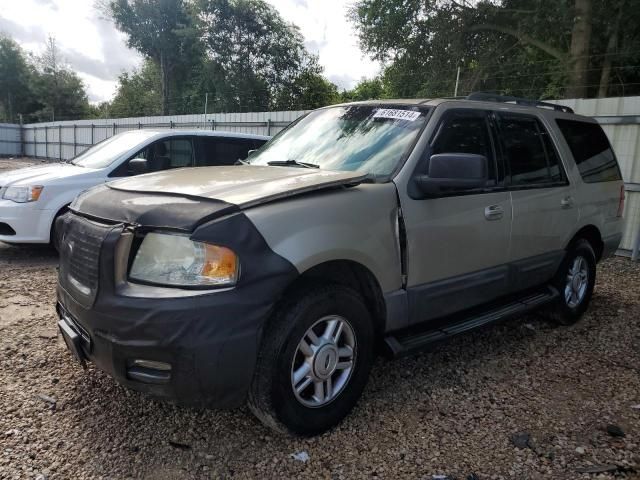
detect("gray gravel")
[1,158,639,479]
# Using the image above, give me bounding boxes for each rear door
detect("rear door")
[496,112,578,290]
[400,108,512,326]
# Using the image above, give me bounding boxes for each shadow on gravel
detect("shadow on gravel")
[0,242,58,266]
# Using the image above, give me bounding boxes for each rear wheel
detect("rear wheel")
[248,283,374,436]
[547,239,597,325]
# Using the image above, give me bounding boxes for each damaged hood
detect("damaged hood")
[70,165,367,230]
[107,165,366,208]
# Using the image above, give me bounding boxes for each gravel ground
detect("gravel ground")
[1,158,639,480]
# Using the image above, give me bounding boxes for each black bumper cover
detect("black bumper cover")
[56,209,298,409]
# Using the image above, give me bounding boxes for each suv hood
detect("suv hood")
[108,165,367,208]
[0,163,93,186]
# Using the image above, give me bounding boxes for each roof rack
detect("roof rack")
[466,92,574,114]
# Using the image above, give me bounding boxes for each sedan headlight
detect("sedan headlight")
[129,232,239,287]
[3,185,44,203]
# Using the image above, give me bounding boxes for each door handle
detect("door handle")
[560,196,574,209]
[484,204,504,220]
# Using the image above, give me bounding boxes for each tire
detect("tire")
[248,282,375,436]
[50,207,69,253]
[547,238,597,325]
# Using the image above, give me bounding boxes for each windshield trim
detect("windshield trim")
[247,103,432,183]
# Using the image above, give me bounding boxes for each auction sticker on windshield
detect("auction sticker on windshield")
[373,109,422,122]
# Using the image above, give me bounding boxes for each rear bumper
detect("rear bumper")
[602,232,623,260]
[57,283,265,409]
[0,200,53,243]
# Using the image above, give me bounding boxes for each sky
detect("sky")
[0,0,380,104]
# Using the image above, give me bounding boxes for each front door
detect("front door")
[399,108,512,326]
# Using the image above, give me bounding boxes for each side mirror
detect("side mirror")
[128,157,149,174]
[414,153,489,197]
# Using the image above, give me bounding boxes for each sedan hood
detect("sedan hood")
[107,165,367,208]
[0,163,92,186]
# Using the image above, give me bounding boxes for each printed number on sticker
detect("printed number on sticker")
[373,109,421,122]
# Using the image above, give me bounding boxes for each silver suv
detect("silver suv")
[56,94,625,435]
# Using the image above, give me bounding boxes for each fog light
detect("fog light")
[126,359,172,384]
[130,359,171,371]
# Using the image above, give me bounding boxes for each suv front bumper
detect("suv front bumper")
[57,282,267,409]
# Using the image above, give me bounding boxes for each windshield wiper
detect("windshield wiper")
[267,159,319,169]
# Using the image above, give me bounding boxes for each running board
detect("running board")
[384,286,559,358]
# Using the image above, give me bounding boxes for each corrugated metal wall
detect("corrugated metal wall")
[3,98,640,253]
[0,123,21,156]
[21,110,309,160]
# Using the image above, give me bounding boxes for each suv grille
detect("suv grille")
[59,214,113,306]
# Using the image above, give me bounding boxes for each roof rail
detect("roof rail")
[466,92,574,114]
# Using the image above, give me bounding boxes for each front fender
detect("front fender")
[244,183,403,293]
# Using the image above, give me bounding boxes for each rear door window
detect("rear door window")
[555,119,622,183]
[196,137,266,166]
[497,113,566,187]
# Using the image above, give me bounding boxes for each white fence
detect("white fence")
[1,99,639,254]
[20,110,308,161]
[0,123,21,156]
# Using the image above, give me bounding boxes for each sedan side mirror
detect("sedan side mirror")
[128,157,149,175]
[414,153,489,197]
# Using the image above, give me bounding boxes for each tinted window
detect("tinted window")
[498,114,564,186]
[166,139,193,168]
[197,137,264,166]
[432,111,495,179]
[556,119,621,183]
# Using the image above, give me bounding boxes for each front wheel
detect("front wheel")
[547,239,597,325]
[248,283,374,436]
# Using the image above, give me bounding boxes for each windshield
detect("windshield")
[71,130,159,168]
[248,105,428,176]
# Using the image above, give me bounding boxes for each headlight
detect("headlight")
[3,185,44,203]
[129,232,239,287]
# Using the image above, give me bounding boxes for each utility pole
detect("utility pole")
[454,66,461,97]
[204,92,209,125]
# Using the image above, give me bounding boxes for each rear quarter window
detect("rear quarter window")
[555,119,622,183]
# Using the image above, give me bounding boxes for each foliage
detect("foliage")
[107,0,200,114]
[109,60,163,117]
[0,35,92,123]
[0,36,37,123]
[349,0,640,99]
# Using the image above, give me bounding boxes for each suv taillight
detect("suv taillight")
[617,185,625,217]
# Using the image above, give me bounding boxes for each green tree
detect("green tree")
[194,0,320,110]
[109,59,163,117]
[0,35,37,122]
[275,67,341,110]
[31,36,91,121]
[350,0,640,99]
[107,0,199,114]
[341,77,386,102]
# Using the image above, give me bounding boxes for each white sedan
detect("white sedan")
[0,130,269,246]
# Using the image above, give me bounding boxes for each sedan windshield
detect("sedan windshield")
[248,105,428,176]
[71,130,159,168]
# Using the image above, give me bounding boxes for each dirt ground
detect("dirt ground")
[1,158,639,479]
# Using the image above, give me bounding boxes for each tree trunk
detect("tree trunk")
[566,0,593,98]
[160,52,169,115]
[597,1,623,98]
